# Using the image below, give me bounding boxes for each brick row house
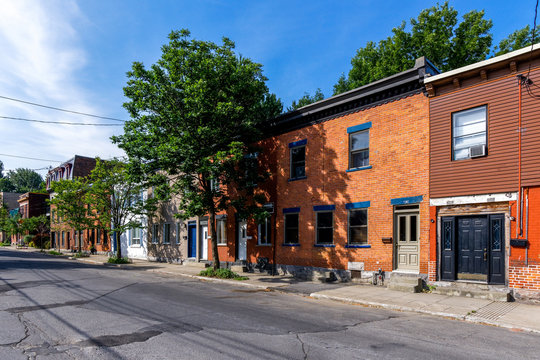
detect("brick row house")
[425,44,540,300]
[47,155,111,253]
[197,57,439,282]
[14,192,50,245]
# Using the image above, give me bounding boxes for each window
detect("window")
[131,227,141,246]
[258,217,271,245]
[349,130,369,169]
[348,209,368,245]
[152,224,159,244]
[290,146,306,179]
[316,211,333,245]
[176,223,181,244]
[284,213,299,244]
[452,105,487,160]
[210,179,220,192]
[62,231,65,247]
[103,230,108,246]
[216,219,227,245]
[96,229,101,244]
[163,223,171,244]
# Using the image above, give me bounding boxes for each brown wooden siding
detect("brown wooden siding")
[430,62,540,198]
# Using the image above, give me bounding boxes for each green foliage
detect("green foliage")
[47,250,62,256]
[85,158,158,259]
[0,168,44,193]
[335,1,493,94]
[0,242,11,246]
[199,268,249,280]
[43,240,51,250]
[49,177,92,252]
[113,29,282,269]
[495,25,540,56]
[288,88,324,111]
[107,256,131,264]
[199,267,248,280]
[23,234,33,245]
[73,251,89,258]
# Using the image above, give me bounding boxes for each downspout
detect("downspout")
[516,77,523,238]
[526,188,529,266]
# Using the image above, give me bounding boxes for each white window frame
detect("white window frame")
[258,217,271,245]
[216,218,227,245]
[152,224,159,244]
[163,223,171,244]
[452,105,487,161]
[131,227,141,246]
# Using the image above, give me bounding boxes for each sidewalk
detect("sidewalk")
[18,247,540,334]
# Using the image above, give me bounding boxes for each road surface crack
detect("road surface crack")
[296,333,309,360]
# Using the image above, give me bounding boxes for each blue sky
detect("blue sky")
[0,0,533,177]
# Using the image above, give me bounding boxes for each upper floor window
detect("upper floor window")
[349,130,369,169]
[289,139,306,180]
[452,105,487,160]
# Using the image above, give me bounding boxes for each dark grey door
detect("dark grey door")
[489,215,505,284]
[457,217,488,281]
[441,217,456,281]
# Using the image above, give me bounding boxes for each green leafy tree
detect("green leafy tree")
[49,178,91,252]
[0,205,10,243]
[288,88,324,111]
[21,215,49,249]
[113,29,282,269]
[335,1,493,94]
[85,158,157,258]
[2,168,44,193]
[495,25,540,56]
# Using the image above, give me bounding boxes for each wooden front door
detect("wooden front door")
[395,213,420,271]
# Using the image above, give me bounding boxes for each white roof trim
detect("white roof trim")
[424,43,540,84]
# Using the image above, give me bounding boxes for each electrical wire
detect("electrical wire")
[0,153,62,162]
[0,115,123,126]
[0,94,126,122]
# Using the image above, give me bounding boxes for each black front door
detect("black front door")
[440,214,505,284]
[457,217,488,281]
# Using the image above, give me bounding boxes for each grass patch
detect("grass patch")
[107,256,131,264]
[73,252,90,258]
[47,250,62,256]
[199,268,249,281]
[0,242,11,247]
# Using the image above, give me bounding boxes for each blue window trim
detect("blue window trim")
[282,243,300,247]
[283,207,300,214]
[314,244,335,248]
[289,139,307,148]
[345,201,371,209]
[390,195,423,206]
[288,176,307,182]
[313,205,335,211]
[347,122,372,134]
[346,165,372,173]
[346,244,371,248]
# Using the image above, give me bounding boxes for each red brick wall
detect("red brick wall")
[234,93,430,273]
[509,186,540,290]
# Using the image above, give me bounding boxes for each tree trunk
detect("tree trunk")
[209,208,220,270]
[115,231,122,258]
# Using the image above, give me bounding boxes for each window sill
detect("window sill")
[314,244,335,247]
[217,244,227,246]
[346,165,372,173]
[288,176,307,182]
[129,244,141,248]
[346,244,371,248]
[257,244,272,247]
[282,243,300,246]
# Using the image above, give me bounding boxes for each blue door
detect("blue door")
[188,223,197,258]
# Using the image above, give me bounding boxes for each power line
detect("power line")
[0,94,127,122]
[0,153,62,163]
[0,115,123,126]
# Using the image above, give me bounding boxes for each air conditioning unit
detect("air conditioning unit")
[469,144,486,158]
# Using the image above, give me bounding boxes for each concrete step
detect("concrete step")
[431,282,512,302]
[182,261,207,269]
[388,274,423,293]
[230,265,245,273]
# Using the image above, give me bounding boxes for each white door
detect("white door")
[200,225,208,260]
[396,213,420,271]
[238,220,247,261]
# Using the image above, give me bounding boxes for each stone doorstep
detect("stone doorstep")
[430,281,512,302]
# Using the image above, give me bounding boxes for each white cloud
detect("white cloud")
[0,0,124,176]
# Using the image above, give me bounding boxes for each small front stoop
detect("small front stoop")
[388,272,423,293]
[430,282,513,302]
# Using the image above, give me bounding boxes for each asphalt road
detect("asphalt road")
[1,249,540,360]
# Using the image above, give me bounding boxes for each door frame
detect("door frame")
[187,221,197,258]
[439,213,506,285]
[237,219,247,261]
